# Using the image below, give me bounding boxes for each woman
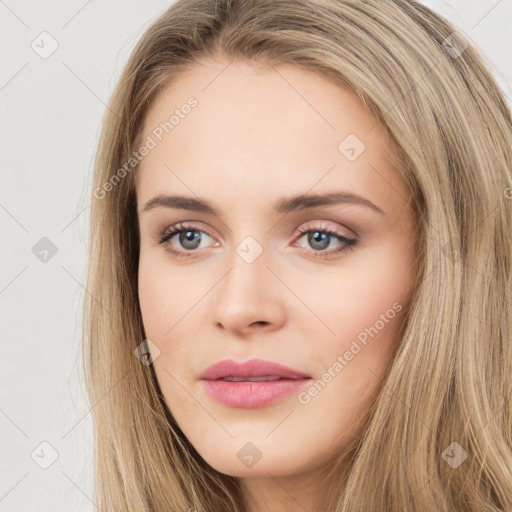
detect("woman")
[83,0,512,510]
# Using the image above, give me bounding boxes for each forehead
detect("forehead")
[136,58,408,214]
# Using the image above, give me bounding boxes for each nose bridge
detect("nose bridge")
[234,234,266,267]
[222,233,269,296]
[221,210,269,273]
[210,231,284,331]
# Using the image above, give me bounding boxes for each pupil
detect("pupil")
[180,230,201,249]
[309,231,329,250]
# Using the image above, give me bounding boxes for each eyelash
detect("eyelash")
[157,221,357,259]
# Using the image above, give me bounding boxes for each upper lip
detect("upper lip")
[200,358,311,381]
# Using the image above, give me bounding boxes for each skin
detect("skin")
[136,57,418,512]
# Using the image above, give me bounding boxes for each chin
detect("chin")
[198,445,307,478]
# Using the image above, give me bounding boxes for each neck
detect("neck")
[239,454,350,512]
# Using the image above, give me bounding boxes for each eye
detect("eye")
[293,221,357,258]
[157,222,217,258]
[157,221,357,259]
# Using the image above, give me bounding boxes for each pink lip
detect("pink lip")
[200,358,312,408]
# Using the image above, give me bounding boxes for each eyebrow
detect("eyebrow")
[141,191,385,216]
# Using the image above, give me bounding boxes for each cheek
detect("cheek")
[293,266,410,444]
[137,261,197,408]
[296,254,412,348]
[137,255,210,391]
[137,254,199,339]
[297,247,414,391]
[138,262,166,339]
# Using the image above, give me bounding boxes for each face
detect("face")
[136,57,418,480]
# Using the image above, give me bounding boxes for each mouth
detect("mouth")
[199,358,311,381]
[199,358,312,408]
[218,375,302,382]
[201,378,311,408]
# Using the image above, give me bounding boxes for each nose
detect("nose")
[211,245,285,335]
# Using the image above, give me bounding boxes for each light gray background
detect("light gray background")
[1,1,510,510]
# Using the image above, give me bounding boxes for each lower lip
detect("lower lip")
[201,378,311,408]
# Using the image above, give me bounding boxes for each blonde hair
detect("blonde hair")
[83,0,512,510]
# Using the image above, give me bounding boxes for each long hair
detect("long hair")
[82,0,512,510]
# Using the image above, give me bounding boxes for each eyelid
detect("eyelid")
[294,220,356,239]
[158,219,354,244]
[156,221,218,249]
[157,219,358,262]
[158,221,218,242]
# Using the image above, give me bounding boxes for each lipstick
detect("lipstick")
[199,358,312,408]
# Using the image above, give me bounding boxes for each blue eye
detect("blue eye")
[294,225,357,257]
[158,222,214,258]
[158,222,357,259]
